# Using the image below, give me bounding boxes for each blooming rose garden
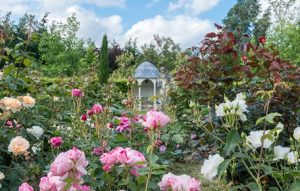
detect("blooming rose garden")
[0,2,300,191]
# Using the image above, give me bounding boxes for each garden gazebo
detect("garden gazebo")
[134,61,160,111]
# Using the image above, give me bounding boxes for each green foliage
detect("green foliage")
[38,14,85,76]
[99,34,109,84]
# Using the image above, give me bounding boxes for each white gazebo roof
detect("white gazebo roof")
[134,61,160,79]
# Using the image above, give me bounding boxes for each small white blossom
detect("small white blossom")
[293,127,300,142]
[287,151,299,164]
[273,145,290,160]
[27,126,44,139]
[0,171,4,180]
[201,154,224,180]
[246,130,273,149]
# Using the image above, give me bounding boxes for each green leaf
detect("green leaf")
[261,164,272,176]
[256,116,265,125]
[234,152,252,160]
[290,181,300,191]
[265,113,282,124]
[223,129,240,155]
[23,58,32,67]
[218,159,231,177]
[136,176,146,185]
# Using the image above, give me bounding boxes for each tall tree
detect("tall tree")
[99,34,109,84]
[253,8,271,44]
[223,0,260,34]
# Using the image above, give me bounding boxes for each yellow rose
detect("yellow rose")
[8,136,30,156]
[0,97,22,113]
[18,95,35,108]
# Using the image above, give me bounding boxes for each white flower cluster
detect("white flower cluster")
[215,93,248,121]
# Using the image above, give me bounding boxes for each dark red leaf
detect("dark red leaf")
[269,61,281,71]
[214,23,223,30]
[205,32,217,38]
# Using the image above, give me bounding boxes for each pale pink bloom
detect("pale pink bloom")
[100,147,146,176]
[91,104,103,114]
[159,145,166,153]
[115,117,131,132]
[70,184,91,191]
[71,89,83,97]
[158,173,201,191]
[143,110,171,129]
[50,137,63,148]
[8,136,30,156]
[39,176,60,191]
[18,182,34,191]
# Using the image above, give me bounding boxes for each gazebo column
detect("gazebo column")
[137,79,143,111]
[152,79,157,109]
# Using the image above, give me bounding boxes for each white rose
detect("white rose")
[27,126,44,139]
[31,145,41,154]
[274,122,284,135]
[287,151,299,164]
[274,145,290,160]
[293,127,300,142]
[246,130,273,149]
[0,171,4,180]
[201,154,224,180]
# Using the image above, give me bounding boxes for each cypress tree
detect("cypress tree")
[99,34,109,84]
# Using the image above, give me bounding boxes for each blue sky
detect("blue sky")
[1,0,238,48]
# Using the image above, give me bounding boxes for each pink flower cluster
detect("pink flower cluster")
[100,147,146,176]
[5,119,22,128]
[39,147,89,191]
[142,110,171,131]
[115,117,131,132]
[158,172,201,191]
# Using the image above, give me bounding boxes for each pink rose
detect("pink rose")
[115,117,131,132]
[19,182,34,191]
[143,110,170,129]
[71,89,83,97]
[158,173,201,191]
[106,122,114,129]
[91,104,103,114]
[50,137,63,148]
[81,114,87,122]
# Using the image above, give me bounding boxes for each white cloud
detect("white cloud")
[168,0,220,15]
[125,15,214,48]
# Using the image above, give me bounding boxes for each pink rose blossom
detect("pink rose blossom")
[81,114,88,122]
[91,104,103,114]
[71,89,83,97]
[143,110,170,130]
[50,137,63,148]
[87,109,93,116]
[158,173,201,191]
[19,182,34,191]
[40,147,89,191]
[106,122,114,129]
[100,147,146,176]
[115,117,131,132]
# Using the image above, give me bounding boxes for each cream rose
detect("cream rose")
[0,97,22,113]
[8,136,30,156]
[18,95,35,108]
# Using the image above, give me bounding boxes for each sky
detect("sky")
[0,0,275,48]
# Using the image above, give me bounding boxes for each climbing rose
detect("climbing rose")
[8,136,30,156]
[71,89,83,97]
[18,182,33,191]
[201,154,224,180]
[158,172,201,191]
[143,110,171,129]
[50,137,63,148]
[246,130,273,149]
